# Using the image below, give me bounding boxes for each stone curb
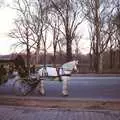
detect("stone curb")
[0,95,120,111]
[72,74,120,77]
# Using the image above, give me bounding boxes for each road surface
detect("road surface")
[0,76,120,100]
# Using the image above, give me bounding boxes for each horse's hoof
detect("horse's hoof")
[41,94,45,96]
[59,79,62,82]
[40,93,45,96]
[62,94,68,97]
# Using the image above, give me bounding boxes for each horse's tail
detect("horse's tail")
[37,68,48,81]
[36,72,40,81]
[36,68,43,81]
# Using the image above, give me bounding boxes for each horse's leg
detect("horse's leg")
[36,78,45,96]
[62,76,69,96]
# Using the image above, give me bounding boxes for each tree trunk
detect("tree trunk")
[89,52,93,72]
[89,43,93,72]
[94,0,100,73]
[26,42,30,76]
[43,43,46,67]
[99,53,103,73]
[58,42,63,64]
[53,45,57,66]
[26,27,30,76]
[36,36,40,64]
[94,53,100,73]
[113,51,115,68]
[66,37,72,62]
[36,48,39,65]
[66,0,72,62]
[118,48,120,69]
[109,48,113,69]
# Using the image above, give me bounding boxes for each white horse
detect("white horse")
[36,60,78,96]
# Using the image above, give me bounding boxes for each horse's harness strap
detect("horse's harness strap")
[61,74,71,76]
[57,67,71,77]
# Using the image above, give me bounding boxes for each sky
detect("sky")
[0,5,17,55]
[0,1,90,55]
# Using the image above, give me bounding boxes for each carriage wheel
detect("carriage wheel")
[12,79,31,96]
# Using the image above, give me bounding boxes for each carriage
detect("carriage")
[12,60,78,96]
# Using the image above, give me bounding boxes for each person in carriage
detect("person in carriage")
[0,64,7,84]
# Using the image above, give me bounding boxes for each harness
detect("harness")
[57,67,71,77]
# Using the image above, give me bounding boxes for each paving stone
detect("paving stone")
[0,105,120,120]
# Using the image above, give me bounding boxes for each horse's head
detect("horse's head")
[72,60,78,72]
[61,60,78,74]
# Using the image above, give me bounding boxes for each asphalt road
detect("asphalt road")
[0,76,120,100]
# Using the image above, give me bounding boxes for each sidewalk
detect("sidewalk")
[0,105,120,120]
[0,95,120,120]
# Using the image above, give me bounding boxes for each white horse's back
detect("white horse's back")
[37,60,78,78]
[38,67,58,77]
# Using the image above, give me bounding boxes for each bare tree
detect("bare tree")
[9,0,50,68]
[28,0,50,64]
[9,0,36,74]
[50,0,84,62]
[80,0,115,73]
[112,0,120,68]
[88,23,95,72]
[47,12,61,65]
[74,34,82,60]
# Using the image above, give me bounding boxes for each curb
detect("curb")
[72,74,120,77]
[0,95,120,110]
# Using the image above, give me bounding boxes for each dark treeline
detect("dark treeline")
[18,49,120,74]
[0,48,120,74]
